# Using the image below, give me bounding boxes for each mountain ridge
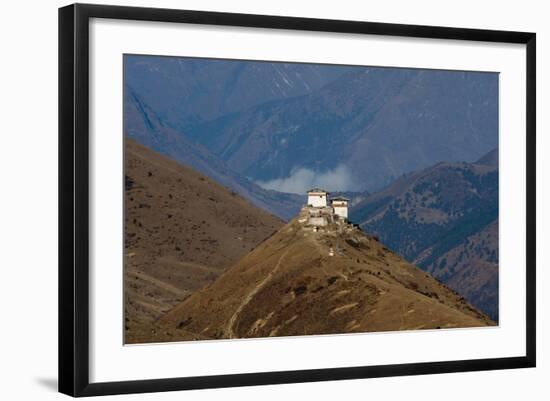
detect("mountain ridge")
[124,139,285,343]
[187,68,498,192]
[350,151,499,320]
[125,85,304,220]
[125,55,353,131]
[155,211,494,342]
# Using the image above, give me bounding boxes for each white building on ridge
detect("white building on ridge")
[304,189,349,226]
[331,197,349,220]
[307,188,329,208]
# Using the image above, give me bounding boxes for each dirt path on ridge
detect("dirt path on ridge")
[226,248,291,338]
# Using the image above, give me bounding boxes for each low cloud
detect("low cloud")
[257,164,358,194]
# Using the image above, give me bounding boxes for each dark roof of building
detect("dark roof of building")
[331,196,350,202]
[307,188,328,194]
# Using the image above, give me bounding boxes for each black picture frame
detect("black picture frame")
[59,3,536,397]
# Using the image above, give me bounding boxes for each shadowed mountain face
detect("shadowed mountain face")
[186,68,498,192]
[124,139,284,343]
[155,213,493,342]
[125,87,304,220]
[125,55,353,131]
[350,150,498,320]
[125,56,498,196]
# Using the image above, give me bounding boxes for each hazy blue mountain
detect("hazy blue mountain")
[124,55,353,132]
[350,150,498,320]
[125,86,304,220]
[187,68,498,193]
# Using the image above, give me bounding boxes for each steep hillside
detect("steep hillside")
[125,87,304,220]
[425,220,498,320]
[124,139,284,343]
[188,68,498,192]
[350,155,498,320]
[154,213,493,342]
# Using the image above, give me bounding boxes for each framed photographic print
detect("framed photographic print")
[58,3,536,397]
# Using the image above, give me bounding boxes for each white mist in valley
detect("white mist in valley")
[256,164,359,194]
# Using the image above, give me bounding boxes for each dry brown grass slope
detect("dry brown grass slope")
[124,139,283,343]
[157,214,494,342]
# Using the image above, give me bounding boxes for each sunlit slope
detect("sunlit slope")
[158,215,494,341]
